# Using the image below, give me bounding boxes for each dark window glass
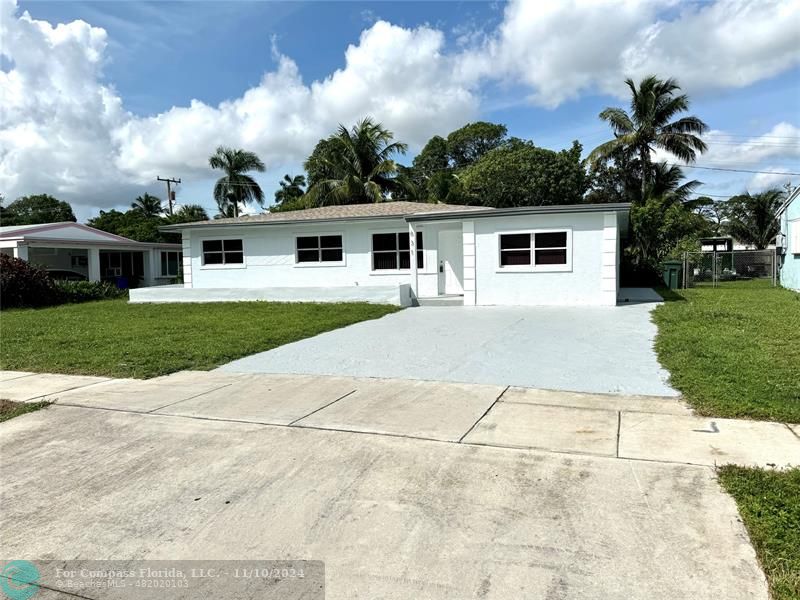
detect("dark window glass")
[167,252,178,275]
[500,250,531,266]
[500,233,530,250]
[416,231,424,249]
[296,236,319,250]
[535,232,567,248]
[160,253,168,275]
[535,249,567,265]
[223,239,243,252]
[297,249,319,263]
[224,251,244,264]
[320,235,342,248]
[373,252,398,270]
[399,251,411,270]
[203,240,222,252]
[372,233,398,252]
[398,233,410,250]
[204,252,223,265]
[321,248,343,262]
[416,232,424,269]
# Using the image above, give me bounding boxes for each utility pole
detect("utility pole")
[157,176,181,216]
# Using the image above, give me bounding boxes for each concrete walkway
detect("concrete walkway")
[218,304,678,397]
[1,370,783,599]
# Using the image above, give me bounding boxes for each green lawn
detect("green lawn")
[652,282,800,422]
[0,399,51,423]
[0,299,400,379]
[718,466,800,600]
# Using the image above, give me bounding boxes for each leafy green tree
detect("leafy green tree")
[131,193,163,218]
[166,204,209,224]
[273,174,307,209]
[304,118,408,206]
[209,146,266,218]
[1,194,77,225]
[589,76,708,198]
[724,189,784,249]
[87,209,165,243]
[687,196,726,235]
[458,139,587,207]
[412,135,449,177]
[446,122,508,169]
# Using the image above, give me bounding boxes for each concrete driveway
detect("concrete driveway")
[220,303,677,397]
[0,389,769,600]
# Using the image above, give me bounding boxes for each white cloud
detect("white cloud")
[1,0,799,213]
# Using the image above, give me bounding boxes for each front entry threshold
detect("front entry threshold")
[417,295,464,307]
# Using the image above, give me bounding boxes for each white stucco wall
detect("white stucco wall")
[473,211,617,306]
[187,219,451,294]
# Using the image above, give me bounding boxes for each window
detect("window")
[160,251,182,277]
[499,231,569,268]
[296,235,343,263]
[202,239,243,265]
[372,232,423,271]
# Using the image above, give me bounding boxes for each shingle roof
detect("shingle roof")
[162,201,488,230]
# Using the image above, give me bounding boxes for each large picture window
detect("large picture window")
[160,251,182,277]
[372,232,423,271]
[296,235,343,263]
[499,231,569,268]
[202,239,243,265]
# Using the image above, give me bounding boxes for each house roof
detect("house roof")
[404,202,631,222]
[0,221,179,248]
[160,201,488,230]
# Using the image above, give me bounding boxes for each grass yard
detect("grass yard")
[652,282,800,422]
[0,299,400,379]
[0,399,51,423]
[718,466,800,600]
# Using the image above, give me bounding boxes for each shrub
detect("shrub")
[54,280,127,304]
[0,254,61,309]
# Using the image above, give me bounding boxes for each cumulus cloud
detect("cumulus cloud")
[1,0,799,211]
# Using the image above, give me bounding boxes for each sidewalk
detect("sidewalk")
[1,370,798,468]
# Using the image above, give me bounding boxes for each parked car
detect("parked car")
[46,269,88,281]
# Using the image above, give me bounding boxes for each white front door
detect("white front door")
[437,229,464,295]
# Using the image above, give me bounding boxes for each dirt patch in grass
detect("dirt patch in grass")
[0,399,51,423]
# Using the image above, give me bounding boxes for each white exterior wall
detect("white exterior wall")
[473,211,616,306]
[188,219,431,290]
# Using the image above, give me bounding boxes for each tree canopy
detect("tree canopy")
[724,190,785,249]
[87,209,167,243]
[1,194,77,226]
[131,193,164,218]
[209,146,266,218]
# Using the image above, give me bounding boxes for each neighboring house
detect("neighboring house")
[777,187,800,291]
[0,222,182,288]
[133,201,630,307]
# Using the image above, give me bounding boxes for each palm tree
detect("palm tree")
[209,146,266,218]
[274,174,306,204]
[166,204,209,224]
[304,117,408,206]
[131,193,163,218]
[724,189,784,249]
[589,75,708,199]
[647,162,701,203]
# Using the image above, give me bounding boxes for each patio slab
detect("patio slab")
[463,402,620,456]
[155,374,358,425]
[0,373,110,402]
[295,378,504,441]
[47,378,234,412]
[619,412,800,467]
[0,370,34,382]
[502,386,691,415]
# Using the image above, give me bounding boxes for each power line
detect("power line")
[157,176,181,215]
[667,164,800,176]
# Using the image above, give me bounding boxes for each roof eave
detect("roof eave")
[405,203,632,222]
[159,213,420,232]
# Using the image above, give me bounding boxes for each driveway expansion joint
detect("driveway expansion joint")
[457,385,509,443]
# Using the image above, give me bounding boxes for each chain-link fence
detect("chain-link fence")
[683,249,777,288]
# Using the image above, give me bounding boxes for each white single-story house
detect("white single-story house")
[130,201,630,307]
[0,222,182,287]
[777,186,800,291]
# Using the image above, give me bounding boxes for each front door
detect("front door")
[437,229,464,295]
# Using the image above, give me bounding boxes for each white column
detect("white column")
[601,212,618,306]
[88,248,101,282]
[13,244,28,261]
[181,231,193,288]
[408,222,418,304]
[462,220,476,306]
[146,249,158,287]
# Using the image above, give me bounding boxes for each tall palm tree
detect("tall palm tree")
[647,162,701,203]
[166,204,209,224]
[209,146,266,218]
[724,189,784,249]
[131,193,163,218]
[304,117,408,206]
[589,75,708,199]
[274,174,306,204]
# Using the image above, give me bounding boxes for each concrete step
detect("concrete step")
[417,295,464,307]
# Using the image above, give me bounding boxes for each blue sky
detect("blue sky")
[4,0,800,220]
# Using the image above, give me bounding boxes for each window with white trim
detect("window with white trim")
[499,231,569,267]
[371,232,423,270]
[296,235,343,263]
[160,251,182,277]
[202,239,243,265]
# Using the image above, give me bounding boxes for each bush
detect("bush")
[0,254,61,309]
[54,280,127,304]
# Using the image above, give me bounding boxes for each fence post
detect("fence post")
[682,252,687,289]
[712,250,717,287]
[773,248,777,287]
